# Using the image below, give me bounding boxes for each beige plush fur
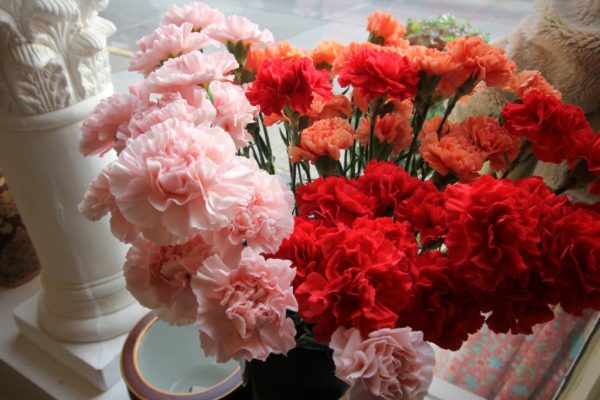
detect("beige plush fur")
[499,0,600,129]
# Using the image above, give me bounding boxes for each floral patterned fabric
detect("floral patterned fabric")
[435,307,596,399]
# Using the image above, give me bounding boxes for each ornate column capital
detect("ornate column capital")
[0,0,115,117]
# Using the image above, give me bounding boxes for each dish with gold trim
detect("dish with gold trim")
[121,312,243,400]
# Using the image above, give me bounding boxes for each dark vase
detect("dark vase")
[242,346,349,400]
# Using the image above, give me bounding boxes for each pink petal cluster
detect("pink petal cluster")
[108,119,254,245]
[79,93,143,156]
[204,15,274,46]
[192,248,298,362]
[331,327,434,400]
[145,50,238,94]
[127,93,215,139]
[129,23,213,76]
[209,81,257,149]
[213,167,295,253]
[161,2,224,31]
[124,235,213,325]
[79,164,140,243]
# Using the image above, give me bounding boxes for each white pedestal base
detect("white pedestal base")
[13,294,145,391]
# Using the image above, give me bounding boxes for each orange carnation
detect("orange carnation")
[357,111,412,156]
[403,45,454,77]
[419,117,486,181]
[246,41,307,73]
[510,70,562,100]
[245,47,267,73]
[455,116,520,172]
[289,118,355,164]
[437,37,516,97]
[308,94,352,121]
[367,10,408,47]
[265,41,307,62]
[311,40,344,70]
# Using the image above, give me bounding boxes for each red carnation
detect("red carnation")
[585,133,600,173]
[356,161,420,218]
[395,181,447,246]
[294,217,414,341]
[337,47,420,102]
[501,91,595,163]
[481,271,557,334]
[296,176,376,226]
[445,175,543,291]
[270,217,335,288]
[396,251,484,350]
[246,57,333,116]
[444,175,567,334]
[539,207,600,315]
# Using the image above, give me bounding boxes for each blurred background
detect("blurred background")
[101,0,535,84]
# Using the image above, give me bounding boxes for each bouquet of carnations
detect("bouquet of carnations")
[79,3,600,399]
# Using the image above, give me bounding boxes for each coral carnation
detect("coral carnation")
[289,118,355,164]
[357,111,412,156]
[366,10,408,47]
[437,36,515,96]
[311,40,344,70]
[510,70,562,100]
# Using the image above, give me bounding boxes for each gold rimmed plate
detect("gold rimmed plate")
[121,312,244,400]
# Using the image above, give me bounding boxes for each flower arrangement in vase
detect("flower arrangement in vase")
[80,3,600,399]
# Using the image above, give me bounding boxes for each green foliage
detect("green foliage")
[405,13,491,49]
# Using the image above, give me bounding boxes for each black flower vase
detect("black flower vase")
[243,346,349,400]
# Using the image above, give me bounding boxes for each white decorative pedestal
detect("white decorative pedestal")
[0,0,145,391]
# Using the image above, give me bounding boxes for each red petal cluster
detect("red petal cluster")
[246,57,333,116]
[280,217,415,342]
[278,162,600,348]
[337,47,420,103]
[501,91,595,164]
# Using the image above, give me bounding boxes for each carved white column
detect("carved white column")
[0,0,145,390]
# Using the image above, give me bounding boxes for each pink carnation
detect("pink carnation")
[124,236,213,325]
[79,164,141,243]
[144,50,238,94]
[80,93,144,156]
[192,248,297,362]
[209,81,257,149]
[161,2,224,31]
[332,327,434,400]
[127,93,216,139]
[129,23,213,76]
[108,119,254,245]
[212,167,295,253]
[204,15,274,46]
